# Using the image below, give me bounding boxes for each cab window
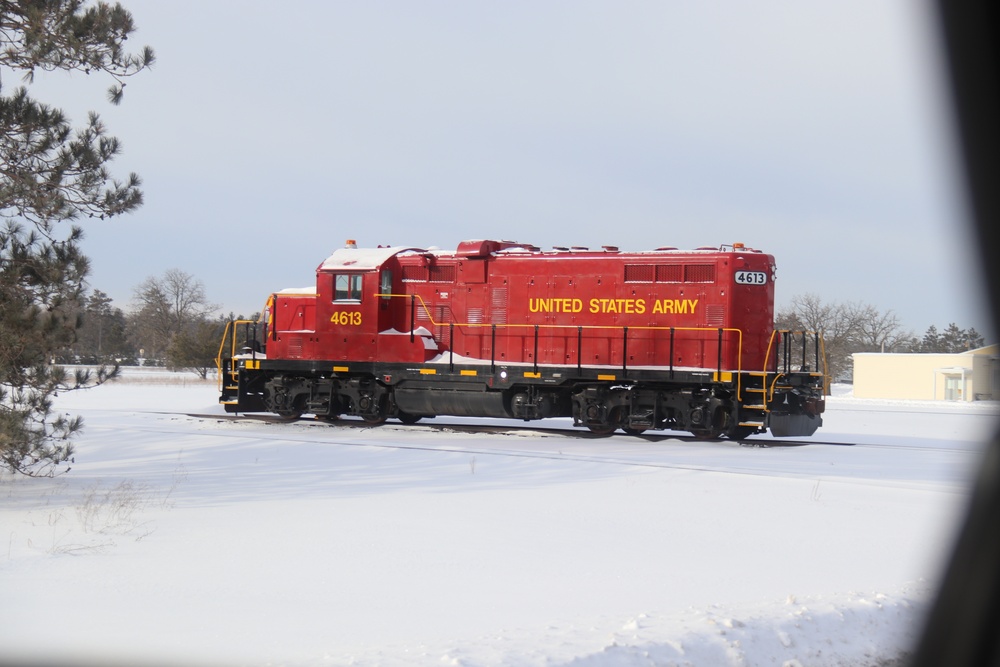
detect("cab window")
[334,274,362,301]
[380,269,392,299]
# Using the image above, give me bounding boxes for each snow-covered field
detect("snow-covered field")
[2,368,997,666]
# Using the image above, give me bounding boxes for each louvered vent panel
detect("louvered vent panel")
[684,264,716,283]
[491,287,508,324]
[429,266,455,282]
[656,265,683,282]
[624,264,654,283]
[402,265,426,282]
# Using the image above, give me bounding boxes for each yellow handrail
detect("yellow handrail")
[375,292,745,396]
[761,329,828,402]
[218,292,828,420]
[216,319,256,391]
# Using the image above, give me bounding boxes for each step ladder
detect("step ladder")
[739,371,770,431]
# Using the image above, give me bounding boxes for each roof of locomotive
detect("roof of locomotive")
[318,240,765,271]
[318,245,425,271]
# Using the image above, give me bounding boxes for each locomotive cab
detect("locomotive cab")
[308,245,439,364]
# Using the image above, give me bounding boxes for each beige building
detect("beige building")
[852,344,999,401]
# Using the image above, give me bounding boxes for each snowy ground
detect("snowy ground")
[2,368,997,666]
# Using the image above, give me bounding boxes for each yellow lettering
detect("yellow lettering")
[330,311,362,326]
[554,296,688,317]
[530,297,587,313]
[530,298,585,313]
[650,298,699,315]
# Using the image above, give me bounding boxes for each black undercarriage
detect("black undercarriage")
[220,357,824,439]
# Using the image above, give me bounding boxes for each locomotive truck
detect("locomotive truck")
[217,239,826,438]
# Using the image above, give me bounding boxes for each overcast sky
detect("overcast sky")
[29,0,993,338]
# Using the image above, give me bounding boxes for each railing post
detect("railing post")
[533,324,539,374]
[717,328,723,374]
[410,295,416,343]
[669,327,675,379]
[491,324,496,373]
[577,326,583,372]
[622,326,628,375]
[783,331,790,374]
[271,301,278,342]
[801,332,807,370]
[814,332,820,373]
[449,323,454,372]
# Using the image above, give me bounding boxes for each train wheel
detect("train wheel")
[586,407,622,436]
[277,410,303,420]
[397,412,422,425]
[362,413,387,425]
[690,428,723,440]
[622,427,647,436]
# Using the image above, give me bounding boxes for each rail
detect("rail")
[762,329,829,401]
[216,319,258,392]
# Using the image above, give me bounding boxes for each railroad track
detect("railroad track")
[184,411,855,448]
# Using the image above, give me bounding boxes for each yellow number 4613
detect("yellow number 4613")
[330,311,362,326]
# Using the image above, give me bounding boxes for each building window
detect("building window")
[334,274,362,301]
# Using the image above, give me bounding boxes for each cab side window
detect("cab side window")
[334,274,362,301]
[380,269,392,299]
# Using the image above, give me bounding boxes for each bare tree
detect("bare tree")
[130,270,215,362]
[775,294,911,382]
[851,304,913,353]
[776,294,854,381]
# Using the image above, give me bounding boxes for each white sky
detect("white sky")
[25,0,994,338]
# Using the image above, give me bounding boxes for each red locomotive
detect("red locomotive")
[217,239,826,438]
